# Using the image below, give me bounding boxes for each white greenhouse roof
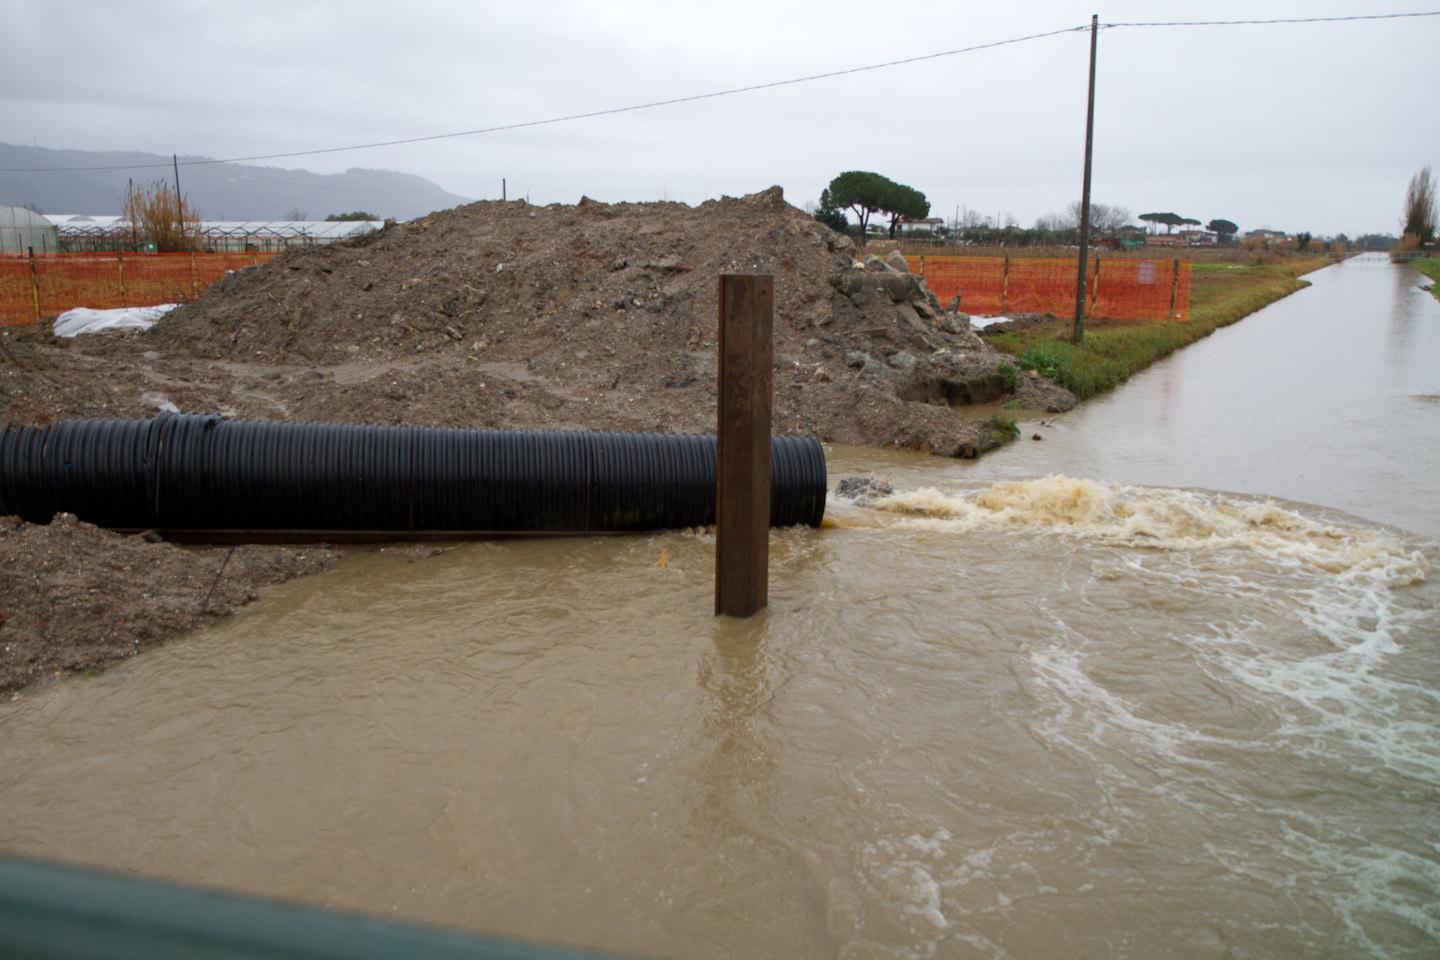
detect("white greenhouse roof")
[198,220,383,240]
[45,218,383,240]
[3,206,59,229]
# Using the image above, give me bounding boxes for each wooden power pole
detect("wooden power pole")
[1073,14,1099,345]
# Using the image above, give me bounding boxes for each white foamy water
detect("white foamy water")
[821,474,1440,955]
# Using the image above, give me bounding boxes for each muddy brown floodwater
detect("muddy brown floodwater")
[0,255,1437,958]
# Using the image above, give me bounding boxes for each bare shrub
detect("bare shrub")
[1402,167,1435,248]
[123,180,202,252]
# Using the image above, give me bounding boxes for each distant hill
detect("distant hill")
[0,144,472,222]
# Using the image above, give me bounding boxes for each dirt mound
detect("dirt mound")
[135,186,1069,449]
[3,188,1072,448]
[0,513,338,697]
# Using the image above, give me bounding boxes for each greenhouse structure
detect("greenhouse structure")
[37,215,383,253]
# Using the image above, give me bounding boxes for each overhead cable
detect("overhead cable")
[3,11,1436,176]
[0,24,1089,174]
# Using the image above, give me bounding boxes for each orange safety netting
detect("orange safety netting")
[905,256,1191,322]
[0,251,278,325]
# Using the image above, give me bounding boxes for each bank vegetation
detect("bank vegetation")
[1412,257,1440,301]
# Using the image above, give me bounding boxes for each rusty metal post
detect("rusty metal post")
[715,274,772,618]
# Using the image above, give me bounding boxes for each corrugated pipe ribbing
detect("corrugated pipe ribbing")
[0,413,827,537]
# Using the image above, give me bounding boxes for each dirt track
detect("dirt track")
[0,187,1074,695]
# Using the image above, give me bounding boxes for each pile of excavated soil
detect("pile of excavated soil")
[3,186,1071,446]
[0,187,1074,695]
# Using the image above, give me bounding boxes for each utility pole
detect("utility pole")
[1073,14,1098,345]
[172,154,182,201]
[502,178,506,202]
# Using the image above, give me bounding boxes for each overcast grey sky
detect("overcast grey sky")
[3,0,1436,236]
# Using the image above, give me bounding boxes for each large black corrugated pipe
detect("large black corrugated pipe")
[0,413,827,537]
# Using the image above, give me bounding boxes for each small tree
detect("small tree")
[881,183,930,239]
[1402,166,1436,248]
[1294,231,1313,253]
[325,211,379,221]
[1207,219,1239,244]
[123,180,201,252]
[825,171,930,238]
[825,171,892,235]
[1139,211,1184,234]
[1067,201,1132,240]
[812,189,852,233]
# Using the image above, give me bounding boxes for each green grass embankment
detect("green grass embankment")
[983,255,1331,401]
[1413,258,1440,301]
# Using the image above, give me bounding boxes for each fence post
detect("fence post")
[27,248,40,324]
[1089,257,1101,316]
[1169,259,1180,320]
[116,251,127,308]
[1002,256,1010,313]
[189,251,199,299]
[715,273,773,618]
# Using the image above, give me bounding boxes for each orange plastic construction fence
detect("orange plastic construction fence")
[906,255,1191,322]
[0,251,279,326]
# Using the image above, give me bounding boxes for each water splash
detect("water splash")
[850,475,1431,581]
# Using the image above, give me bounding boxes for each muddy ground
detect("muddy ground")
[0,187,1073,695]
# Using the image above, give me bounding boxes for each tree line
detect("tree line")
[810,170,1331,251]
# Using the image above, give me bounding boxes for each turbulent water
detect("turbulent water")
[1,256,1438,958]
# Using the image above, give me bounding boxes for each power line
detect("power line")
[0,24,1089,175]
[1106,10,1439,28]
[3,10,1436,177]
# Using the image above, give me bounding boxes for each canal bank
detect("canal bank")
[965,252,1440,540]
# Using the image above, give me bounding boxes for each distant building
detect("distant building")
[1244,229,1290,244]
[0,206,60,254]
[898,217,946,235]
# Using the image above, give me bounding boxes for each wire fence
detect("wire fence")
[0,250,279,325]
[906,255,1191,321]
